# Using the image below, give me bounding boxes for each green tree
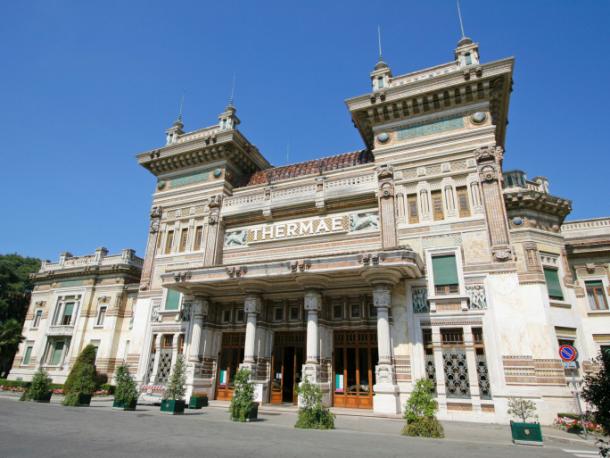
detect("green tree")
[114,364,138,407]
[63,344,98,406]
[582,348,610,435]
[295,378,335,429]
[229,368,255,422]
[507,397,538,423]
[21,369,52,401]
[402,378,444,438]
[163,355,186,401]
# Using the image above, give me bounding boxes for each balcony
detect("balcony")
[47,324,75,337]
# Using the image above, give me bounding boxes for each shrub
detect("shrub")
[507,397,538,423]
[163,355,186,401]
[402,378,444,438]
[114,365,138,406]
[63,344,98,406]
[582,349,610,435]
[229,368,255,422]
[295,378,335,430]
[22,369,52,401]
[402,416,445,438]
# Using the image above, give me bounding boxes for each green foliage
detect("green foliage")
[23,369,52,401]
[403,378,438,423]
[163,355,186,401]
[295,378,335,429]
[114,365,138,406]
[229,368,255,422]
[62,345,98,406]
[402,416,445,438]
[507,397,538,423]
[582,349,610,435]
[0,378,30,389]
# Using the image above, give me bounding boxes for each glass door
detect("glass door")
[215,332,245,401]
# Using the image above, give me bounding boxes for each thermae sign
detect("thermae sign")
[224,211,379,248]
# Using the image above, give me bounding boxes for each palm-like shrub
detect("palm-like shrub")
[295,378,335,429]
[21,369,51,401]
[229,368,255,422]
[114,364,138,407]
[582,349,610,435]
[163,355,186,401]
[63,344,97,406]
[402,378,444,438]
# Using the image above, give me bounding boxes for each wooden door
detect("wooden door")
[215,332,245,401]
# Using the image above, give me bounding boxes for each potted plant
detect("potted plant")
[295,378,335,429]
[160,355,186,415]
[21,369,53,402]
[189,391,208,409]
[229,368,258,422]
[401,378,444,438]
[507,397,543,445]
[112,364,138,411]
[62,344,97,407]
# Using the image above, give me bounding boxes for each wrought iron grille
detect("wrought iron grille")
[425,352,437,393]
[156,349,172,384]
[412,287,429,313]
[476,352,492,399]
[442,349,470,398]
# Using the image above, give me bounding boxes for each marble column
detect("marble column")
[170,333,179,370]
[372,284,400,414]
[149,334,162,384]
[302,289,322,387]
[463,326,482,413]
[186,298,208,398]
[241,294,261,368]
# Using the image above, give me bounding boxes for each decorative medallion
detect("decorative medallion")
[376,132,390,143]
[512,216,524,226]
[213,168,222,178]
[471,112,487,124]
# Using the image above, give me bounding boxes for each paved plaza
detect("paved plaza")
[0,397,601,458]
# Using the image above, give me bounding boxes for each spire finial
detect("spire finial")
[457,0,466,39]
[377,25,383,60]
[178,93,184,122]
[228,73,236,107]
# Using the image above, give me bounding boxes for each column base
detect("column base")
[373,363,399,414]
[239,362,268,403]
[299,363,331,407]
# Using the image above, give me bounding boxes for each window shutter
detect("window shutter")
[543,268,563,300]
[63,303,74,317]
[165,289,181,311]
[432,255,459,286]
[586,280,603,288]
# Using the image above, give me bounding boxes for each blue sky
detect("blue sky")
[1,1,609,261]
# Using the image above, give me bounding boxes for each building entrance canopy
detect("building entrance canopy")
[161,249,423,296]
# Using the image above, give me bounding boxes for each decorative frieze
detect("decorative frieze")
[412,286,429,313]
[465,285,487,310]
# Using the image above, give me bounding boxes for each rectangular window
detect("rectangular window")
[274,307,284,321]
[61,302,75,325]
[289,306,299,321]
[407,194,419,224]
[333,304,343,320]
[432,255,459,295]
[96,306,107,326]
[222,309,231,323]
[156,229,163,251]
[431,190,444,221]
[236,309,244,323]
[193,226,203,251]
[544,267,564,301]
[456,186,471,218]
[165,289,181,311]
[165,230,174,254]
[350,303,361,319]
[33,310,42,328]
[586,281,608,310]
[178,228,189,252]
[23,345,33,365]
[50,341,64,365]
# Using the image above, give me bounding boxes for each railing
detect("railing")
[47,325,75,336]
[176,126,220,144]
[390,63,459,87]
[562,217,610,233]
[41,251,143,272]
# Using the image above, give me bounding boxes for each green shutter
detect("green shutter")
[50,341,64,365]
[544,268,564,300]
[23,346,33,365]
[586,280,603,288]
[63,302,74,317]
[165,289,181,311]
[432,255,459,286]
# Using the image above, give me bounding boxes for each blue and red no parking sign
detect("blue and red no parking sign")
[559,344,578,362]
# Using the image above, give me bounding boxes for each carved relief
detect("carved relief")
[224,230,247,247]
[350,212,379,231]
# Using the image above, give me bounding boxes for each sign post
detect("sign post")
[559,344,587,438]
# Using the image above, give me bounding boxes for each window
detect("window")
[333,304,343,320]
[407,194,419,224]
[162,335,173,348]
[431,190,444,221]
[178,228,189,252]
[22,344,33,365]
[193,226,203,251]
[377,76,384,89]
[470,182,481,207]
[274,307,284,321]
[289,306,299,321]
[465,52,472,65]
[178,334,185,354]
[432,255,459,295]
[32,310,42,328]
[165,289,181,311]
[165,230,174,254]
[351,303,361,319]
[543,267,564,301]
[368,302,377,318]
[456,186,471,217]
[61,302,74,325]
[49,341,65,365]
[222,309,231,323]
[236,309,244,323]
[96,306,107,326]
[586,281,608,310]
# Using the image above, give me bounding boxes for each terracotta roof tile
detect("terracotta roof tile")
[247,150,373,186]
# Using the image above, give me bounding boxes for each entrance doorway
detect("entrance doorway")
[215,332,245,401]
[333,330,377,409]
[270,332,305,404]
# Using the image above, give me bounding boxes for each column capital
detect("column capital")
[372,284,392,308]
[361,267,402,287]
[244,294,262,314]
[304,289,322,312]
[191,298,209,319]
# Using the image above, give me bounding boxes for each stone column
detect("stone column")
[372,284,400,414]
[170,333,179,370]
[186,298,208,398]
[431,327,447,414]
[301,289,323,398]
[463,326,481,413]
[140,207,162,291]
[149,334,162,383]
[241,294,261,368]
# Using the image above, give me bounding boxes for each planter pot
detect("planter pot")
[232,402,259,422]
[113,399,137,411]
[77,394,92,407]
[33,391,53,403]
[189,395,208,409]
[510,421,543,446]
[160,399,185,415]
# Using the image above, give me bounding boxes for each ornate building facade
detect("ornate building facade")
[10,37,610,424]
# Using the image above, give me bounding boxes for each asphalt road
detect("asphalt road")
[0,398,596,458]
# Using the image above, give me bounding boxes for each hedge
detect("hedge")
[0,379,114,395]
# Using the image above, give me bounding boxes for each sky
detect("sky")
[1,0,609,261]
